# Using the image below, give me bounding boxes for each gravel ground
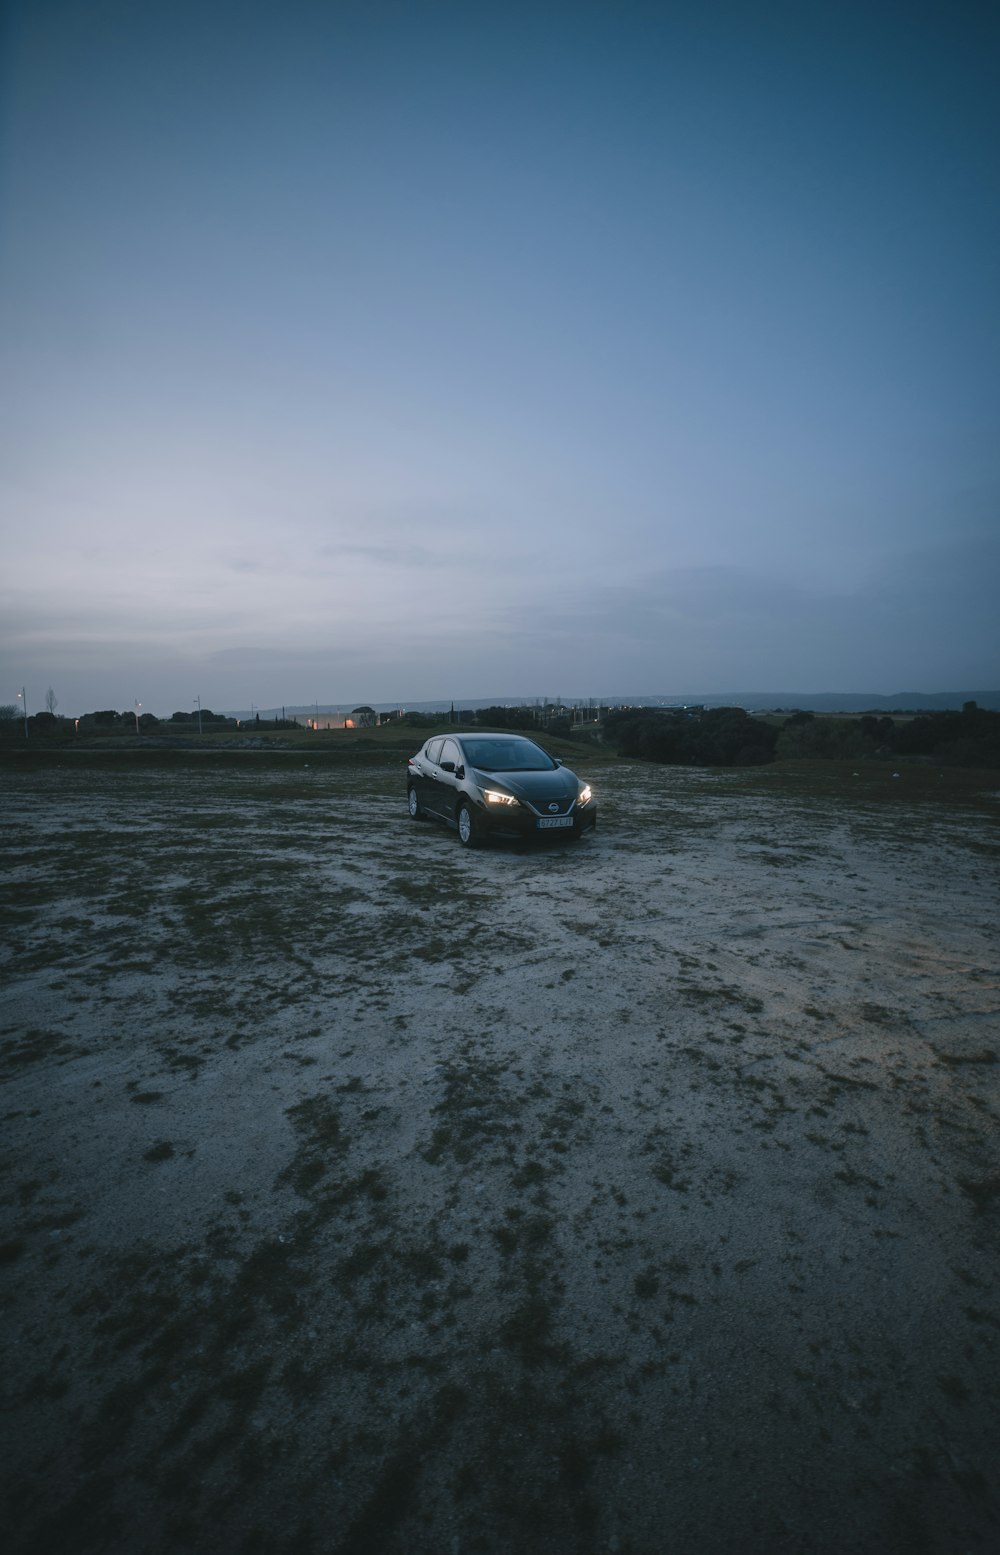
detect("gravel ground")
[1,755,998,1555]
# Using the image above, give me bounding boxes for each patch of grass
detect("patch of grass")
[492,1212,554,1258]
[511,1158,549,1190]
[652,1160,690,1190]
[278,1093,352,1196]
[143,1141,175,1163]
[860,1003,903,1026]
[401,1245,444,1281]
[337,1239,386,1286]
[817,1067,878,1093]
[421,1046,522,1166]
[0,1028,83,1075]
[956,1174,1000,1214]
[833,1166,882,1190]
[500,1293,563,1367]
[804,1130,845,1152]
[229,1237,301,1319]
[161,1048,204,1073]
[644,1130,693,1191]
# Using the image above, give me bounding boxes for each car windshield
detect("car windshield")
[460,737,555,772]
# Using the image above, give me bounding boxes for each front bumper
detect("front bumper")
[477,800,597,841]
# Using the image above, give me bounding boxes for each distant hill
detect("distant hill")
[615,691,1000,713]
[227,690,1000,718]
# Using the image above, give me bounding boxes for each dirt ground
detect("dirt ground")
[1,754,998,1554]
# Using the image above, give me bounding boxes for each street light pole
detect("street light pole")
[134,699,142,735]
[16,687,27,739]
[194,694,203,736]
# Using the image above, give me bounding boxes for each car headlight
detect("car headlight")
[577,784,592,806]
[483,788,520,806]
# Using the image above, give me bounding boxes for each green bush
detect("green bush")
[605,707,778,767]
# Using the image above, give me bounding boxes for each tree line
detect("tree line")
[0,706,299,736]
[604,702,1000,768]
[5,697,998,767]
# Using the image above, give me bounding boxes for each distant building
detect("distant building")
[291,709,381,731]
[293,713,350,730]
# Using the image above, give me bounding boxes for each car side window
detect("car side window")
[439,739,461,768]
[425,739,444,764]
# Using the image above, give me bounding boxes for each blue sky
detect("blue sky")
[2,0,997,715]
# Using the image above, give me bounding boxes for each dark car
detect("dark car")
[406,732,597,847]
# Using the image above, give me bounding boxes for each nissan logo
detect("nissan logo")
[548,803,559,813]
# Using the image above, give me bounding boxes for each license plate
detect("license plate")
[537,815,573,829]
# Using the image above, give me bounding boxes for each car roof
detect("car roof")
[456,731,539,741]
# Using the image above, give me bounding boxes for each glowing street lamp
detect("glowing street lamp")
[134,699,142,735]
[16,687,27,738]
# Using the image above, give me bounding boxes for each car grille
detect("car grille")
[529,797,573,816]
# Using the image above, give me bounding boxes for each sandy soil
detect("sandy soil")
[1,755,998,1555]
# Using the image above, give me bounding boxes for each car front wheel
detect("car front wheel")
[456,801,482,848]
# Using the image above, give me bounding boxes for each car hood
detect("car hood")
[471,765,578,805]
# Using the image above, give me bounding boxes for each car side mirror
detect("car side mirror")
[455,764,465,779]
[440,760,455,773]
[553,757,563,767]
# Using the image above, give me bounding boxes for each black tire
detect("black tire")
[407,786,427,821]
[456,801,482,848]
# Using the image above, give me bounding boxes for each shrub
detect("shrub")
[606,707,778,767]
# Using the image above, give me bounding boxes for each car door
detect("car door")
[433,737,464,819]
[413,738,445,812]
